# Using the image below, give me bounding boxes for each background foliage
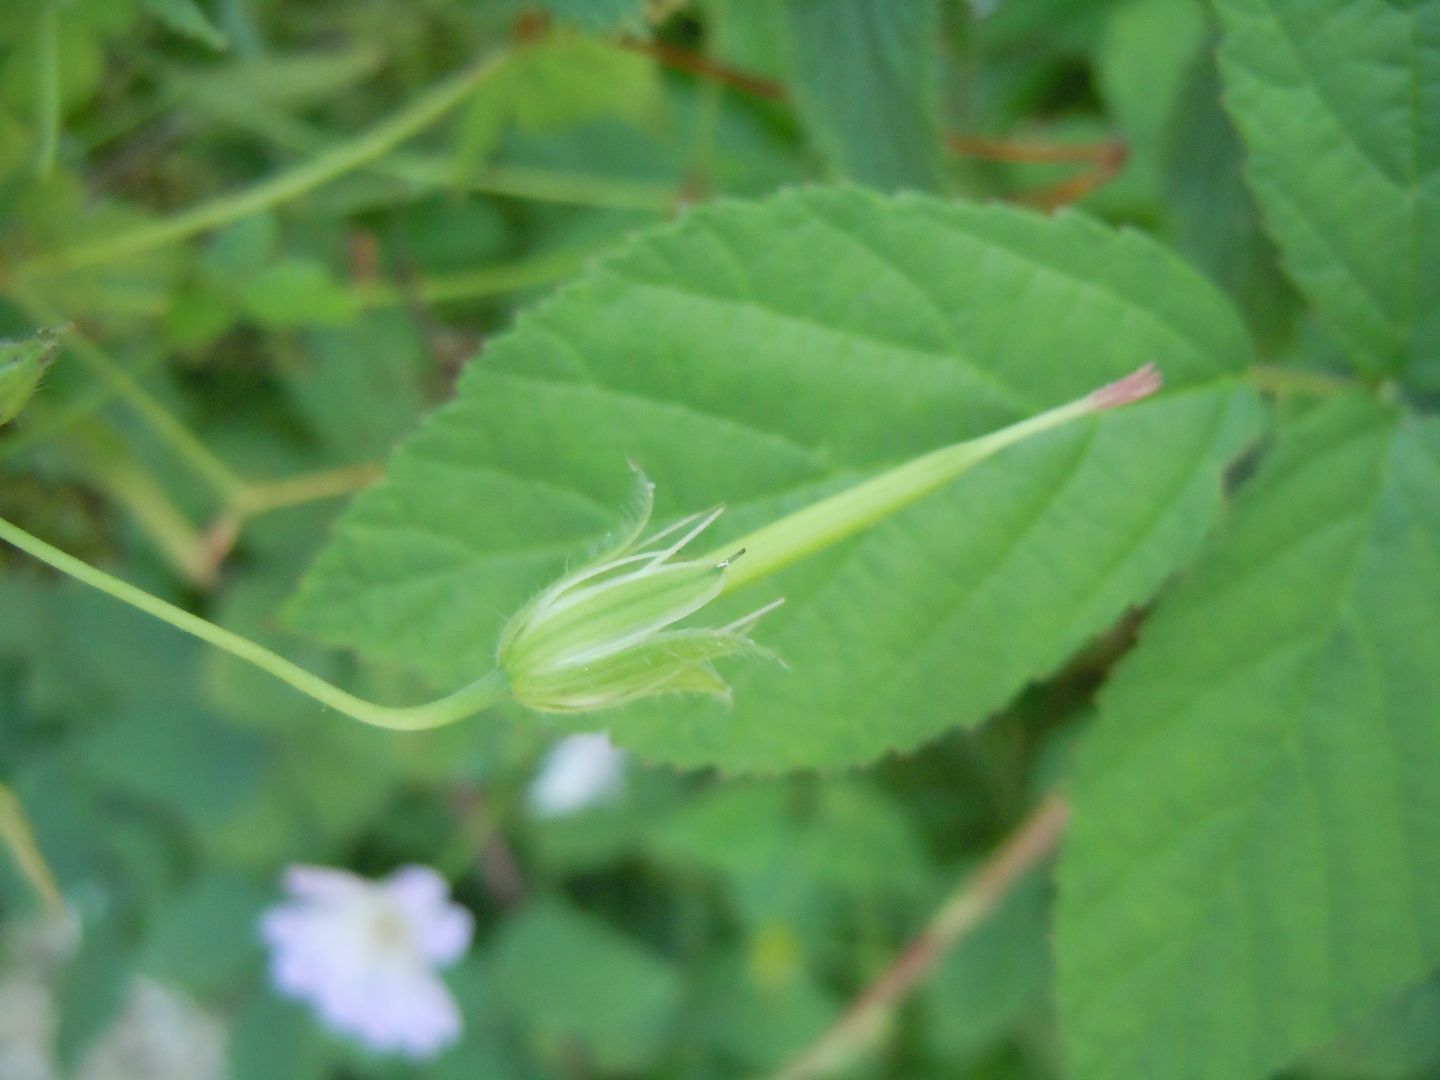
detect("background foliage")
[1,0,1437,1078]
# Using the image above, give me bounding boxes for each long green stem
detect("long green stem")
[0,516,510,729]
[25,53,503,273]
[1245,363,1357,399]
[353,245,597,310]
[711,367,1160,594]
[195,96,677,214]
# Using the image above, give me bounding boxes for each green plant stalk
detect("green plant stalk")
[0,516,509,730]
[25,53,504,273]
[181,86,678,214]
[0,367,1157,729]
[711,367,1159,593]
[353,245,597,310]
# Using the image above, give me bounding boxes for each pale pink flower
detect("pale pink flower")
[259,865,473,1059]
[526,732,628,817]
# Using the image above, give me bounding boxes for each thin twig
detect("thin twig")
[773,794,1070,1080]
[21,53,505,273]
[618,38,786,100]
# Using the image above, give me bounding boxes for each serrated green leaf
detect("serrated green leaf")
[1057,395,1440,1080]
[140,0,228,50]
[287,188,1260,770]
[1215,0,1440,388]
[783,0,945,191]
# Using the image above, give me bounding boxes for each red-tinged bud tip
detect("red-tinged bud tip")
[1089,363,1162,411]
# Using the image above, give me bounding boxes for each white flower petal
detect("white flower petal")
[527,732,628,818]
[258,863,472,1061]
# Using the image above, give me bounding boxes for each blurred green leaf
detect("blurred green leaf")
[241,258,358,328]
[455,35,660,165]
[923,871,1052,1064]
[140,0,227,50]
[287,187,1261,772]
[1161,47,1299,351]
[783,0,945,191]
[1058,396,1440,1080]
[140,872,268,996]
[695,949,838,1072]
[229,991,333,1080]
[281,311,432,458]
[495,896,683,1071]
[55,919,132,1073]
[539,0,649,35]
[1216,0,1440,389]
[1305,976,1440,1080]
[75,705,267,830]
[1095,0,1208,206]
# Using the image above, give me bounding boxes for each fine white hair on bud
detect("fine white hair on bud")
[497,469,782,713]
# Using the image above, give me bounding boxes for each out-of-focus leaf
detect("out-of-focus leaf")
[455,35,660,165]
[1095,0,1208,206]
[140,0,228,50]
[1216,0,1440,389]
[240,258,358,328]
[229,991,332,1080]
[287,187,1261,773]
[695,949,838,1072]
[1305,976,1440,1080]
[1058,396,1440,1080]
[1161,48,1298,351]
[540,0,649,35]
[652,780,930,919]
[55,920,132,1073]
[783,0,944,190]
[140,872,268,996]
[494,897,683,1071]
[280,311,432,459]
[74,706,267,830]
[924,872,1051,1064]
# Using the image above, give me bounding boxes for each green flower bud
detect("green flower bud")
[498,473,781,712]
[497,364,1161,714]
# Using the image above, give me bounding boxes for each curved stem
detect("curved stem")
[0,515,509,730]
[24,53,504,273]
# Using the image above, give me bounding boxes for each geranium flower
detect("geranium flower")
[527,732,628,817]
[258,864,473,1059]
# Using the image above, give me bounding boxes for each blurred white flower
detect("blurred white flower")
[258,865,473,1060]
[527,732,628,818]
